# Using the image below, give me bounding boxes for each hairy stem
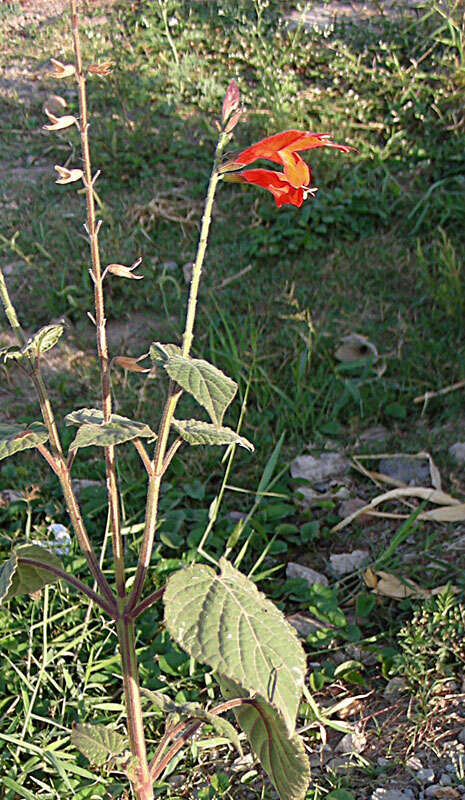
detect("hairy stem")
[70,0,125,599]
[0,267,114,605]
[18,557,117,617]
[117,618,153,799]
[149,697,250,781]
[127,133,227,613]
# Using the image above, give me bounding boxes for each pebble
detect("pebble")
[378,456,430,485]
[407,756,423,770]
[449,442,465,466]
[383,676,407,699]
[338,496,372,525]
[371,789,414,800]
[417,769,435,784]
[286,562,329,587]
[336,730,366,754]
[291,452,350,483]
[440,774,452,786]
[330,549,370,575]
[287,613,321,638]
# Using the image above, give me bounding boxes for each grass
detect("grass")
[1,0,465,797]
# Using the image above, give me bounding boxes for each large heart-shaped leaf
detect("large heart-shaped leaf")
[0,544,63,603]
[149,341,182,365]
[172,419,253,451]
[65,409,156,450]
[164,558,306,735]
[142,689,242,755]
[163,355,237,425]
[71,723,127,766]
[219,676,310,800]
[0,422,49,461]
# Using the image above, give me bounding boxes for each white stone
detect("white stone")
[336,731,366,754]
[417,768,435,784]
[291,452,350,483]
[330,549,369,575]
[449,442,465,466]
[286,562,328,587]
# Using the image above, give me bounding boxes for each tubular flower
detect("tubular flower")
[228,130,354,208]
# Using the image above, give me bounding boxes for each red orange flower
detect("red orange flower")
[225,130,354,208]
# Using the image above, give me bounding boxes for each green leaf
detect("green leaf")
[22,323,65,355]
[0,345,23,362]
[65,409,156,450]
[141,689,242,755]
[172,419,254,451]
[220,676,309,800]
[149,341,182,365]
[0,544,63,603]
[163,355,237,425]
[71,723,127,766]
[0,422,49,461]
[163,558,306,735]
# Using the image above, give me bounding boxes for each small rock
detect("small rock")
[440,774,452,786]
[330,549,370,575]
[377,757,393,767]
[291,452,350,484]
[407,756,423,770]
[182,261,194,282]
[449,443,465,467]
[72,478,103,499]
[336,730,366,754]
[378,456,430,486]
[371,789,414,800]
[360,425,388,443]
[338,496,372,525]
[426,786,442,798]
[286,562,329,587]
[383,677,407,699]
[326,755,351,772]
[286,613,321,638]
[417,769,435,784]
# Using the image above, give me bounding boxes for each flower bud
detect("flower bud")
[222,79,240,126]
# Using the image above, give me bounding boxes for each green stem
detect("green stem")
[117,618,153,800]
[127,133,227,613]
[70,0,125,600]
[0,267,114,605]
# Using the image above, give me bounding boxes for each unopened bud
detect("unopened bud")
[218,160,244,175]
[88,62,114,76]
[222,79,240,126]
[107,258,143,280]
[54,165,84,184]
[112,355,150,373]
[224,108,242,134]
[43,109,78,131]
[50,58,75,79]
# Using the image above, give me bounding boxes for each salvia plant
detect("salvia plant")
[0,3,354,799]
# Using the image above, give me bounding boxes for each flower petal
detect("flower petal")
[240,169,306,208]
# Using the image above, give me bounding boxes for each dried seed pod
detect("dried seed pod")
[50,58,75,79]
[54,165,84,184]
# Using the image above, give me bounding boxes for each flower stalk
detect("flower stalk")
[70,0,125,601]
